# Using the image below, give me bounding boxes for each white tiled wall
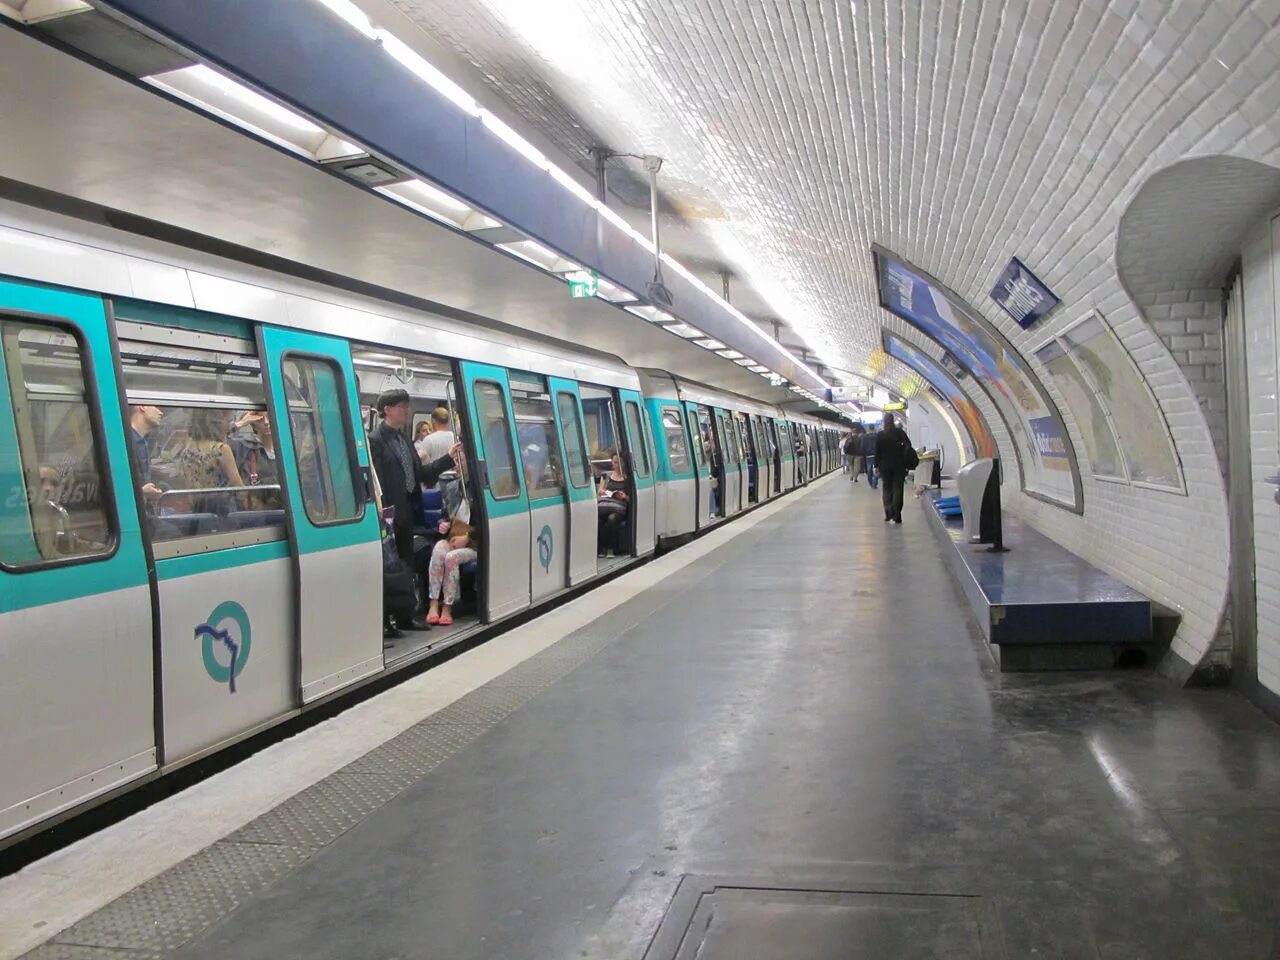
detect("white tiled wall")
[1241,216,1280,699]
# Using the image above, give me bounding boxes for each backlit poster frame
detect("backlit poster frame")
[882,331,996,460]
[873,245,1083,513]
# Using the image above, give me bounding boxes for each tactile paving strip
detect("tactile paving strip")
[39,841,312,954]
[21,946,165,960]
[23,584,649,959]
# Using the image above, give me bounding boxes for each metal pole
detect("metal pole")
[644,155,663,271]
[720,270,731,302]
[592,147,609,203]
[988,456,1008,552]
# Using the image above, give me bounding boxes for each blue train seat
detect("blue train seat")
[422,487,443,529]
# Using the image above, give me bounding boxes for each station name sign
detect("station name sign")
[990,257,1059,329]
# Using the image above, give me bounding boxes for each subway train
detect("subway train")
[0,202,842,846]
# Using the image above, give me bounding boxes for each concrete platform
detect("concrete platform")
[12,476,1280,960]
[922,490,1160,671]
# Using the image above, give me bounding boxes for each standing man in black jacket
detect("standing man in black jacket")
[874,413,912,524]
[369,389,457,565]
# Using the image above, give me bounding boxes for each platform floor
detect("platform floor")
[17,476,1280,958]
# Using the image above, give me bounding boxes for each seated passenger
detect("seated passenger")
[176,409,245,516]
[31,465,73,556]
[426,478,477,627]
[596,448,629,557]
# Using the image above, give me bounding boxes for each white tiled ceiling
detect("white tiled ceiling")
[384,0,1280,393]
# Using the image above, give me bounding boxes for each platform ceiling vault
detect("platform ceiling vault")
[380,0,1280,395]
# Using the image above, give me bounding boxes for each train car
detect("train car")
[0,201,839,846]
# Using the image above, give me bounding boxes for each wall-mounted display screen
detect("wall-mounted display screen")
[874,247,1081,511]
[883,332,995,459]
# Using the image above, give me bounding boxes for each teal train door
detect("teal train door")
[460,362,531,620]
[548,377,597,586]
[259,327,382,703]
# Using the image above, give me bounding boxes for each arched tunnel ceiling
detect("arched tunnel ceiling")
[1118,156,1280,293]
[378,0,1280,410]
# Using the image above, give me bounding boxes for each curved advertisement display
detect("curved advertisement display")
[883,332,995,459]
[873,247,1082,511]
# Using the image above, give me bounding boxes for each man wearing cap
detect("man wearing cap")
[370,390,458,628]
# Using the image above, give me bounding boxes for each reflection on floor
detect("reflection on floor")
[381,615,477,663]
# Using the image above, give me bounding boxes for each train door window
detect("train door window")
[510,372,564,500]
[580,385,623,477]
[661,406,691,473]
[281,356,362,524]
[352,347,456,469]
[474,381,519,498]
[0,319,114,567]
[555,392,590,489]
[688,408,706,469]
[623,401,651,478]
[721,412,741,464]
[117,323,282,555]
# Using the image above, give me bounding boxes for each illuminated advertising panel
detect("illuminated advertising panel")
[873,247,1081,511]
[883,332,995,459]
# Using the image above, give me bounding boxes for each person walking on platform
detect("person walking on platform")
[859,426,878,489]
[874,413,913,524]
[843,428,862,481]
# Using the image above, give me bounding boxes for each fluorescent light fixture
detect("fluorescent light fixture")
[748,365,769,373]
[692,337,726,350]
[716,349,745,360]
[377,32,480,116]
[497,239,582,273]
[376,179,499,231]
[594,276,638,303]
[549,163,596,204]
[143,63,372,166]
[663,323,704,339]
[481,113,549,170]
[625,304,673,323]
[311,0,378,38]
[734,357,756,366]
[0,0,91,23]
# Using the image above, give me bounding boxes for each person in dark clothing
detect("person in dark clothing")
[843,427,863,482]
[369,390,457,632]
[874,413,913,524]
[859,427,879,489]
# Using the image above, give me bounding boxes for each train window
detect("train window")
[282,356,362,525]
[118,325,284,552]
[687,407,706,467]
[474,381,520,499]
[555,392,590,488]
[510,374,564,501]
[661,406,691,473]
[0,319,114,568]
[624,401,650,478]
[721,413,740,464]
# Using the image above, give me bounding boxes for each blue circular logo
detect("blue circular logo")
[537,524,554,573]
[195,600,251,694]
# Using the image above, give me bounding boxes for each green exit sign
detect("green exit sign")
[567,271,599,299]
